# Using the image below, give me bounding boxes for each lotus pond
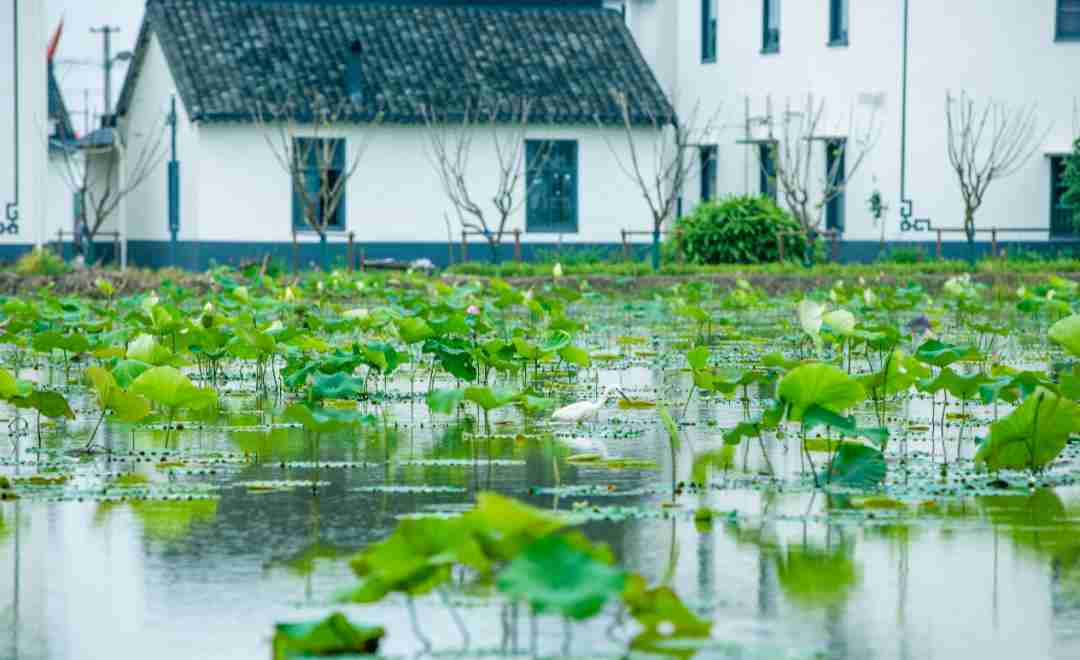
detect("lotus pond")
[3,269,1080,659]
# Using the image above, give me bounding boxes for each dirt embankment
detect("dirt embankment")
[1,267,1075,298]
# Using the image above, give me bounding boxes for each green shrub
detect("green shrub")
[876,245,926,264]
[673,196,806,264]
[14,247,68,276]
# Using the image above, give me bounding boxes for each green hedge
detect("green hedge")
[673,196,807,264]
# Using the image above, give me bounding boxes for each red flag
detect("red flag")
[47,17,64,61]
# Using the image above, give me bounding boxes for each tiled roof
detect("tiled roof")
[48,64,76,142]
[117,0,672,126]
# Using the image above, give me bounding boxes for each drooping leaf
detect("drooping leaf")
[130,366,217,411]
[464,386,518,411]
[823,443,886,489]
[1049,314,1080,359]
[778,363,866,421]
[975,389,1080,472]
[497,533,626,620]
[558,345,592,368]
[914,339,979,367]
[426,388,465,415]
[310,372,365,401]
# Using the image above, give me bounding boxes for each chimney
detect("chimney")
[346,40,364,105]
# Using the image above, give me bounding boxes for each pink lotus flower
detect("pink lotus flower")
[467,305,480,315]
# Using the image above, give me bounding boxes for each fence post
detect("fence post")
[347,232,355,272]
[359,247,366,271]
[990,228,998,260]
[621,230,629,261]
[461,231,468,263]
[292,231,299,273]
[513,229,522,263]
[936,229,943,261]
[113,232,120,267]
[776,231,785,262]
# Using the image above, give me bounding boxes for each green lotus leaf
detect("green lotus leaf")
[558,344,592,368]
[823,442,886,488]
[283,403,375,433]
[310,372,365,401]
[32,329,89,355]
[778,363,866,421]
[130,366,217,411]
[975,389,1080,472]
[497,533,626,620]
[272,613,384,660]
[686,346,710,371]
[914,339,979,367]
[1049,314,1080,359]
[395,316,434,344]
[426,388,465,414]
[111,359,153,389]
[464,386,518,411]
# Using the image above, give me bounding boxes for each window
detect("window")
[825,139,846,232]
[759,142,777,201]
[526,140,578,233]
[701,0,718,62]
[762,0,780,53]
[1058,0,1080,41]
[1051,156,1077,236]
[292,138,346,231]
[700,145,718,202]
[829,0,849,46]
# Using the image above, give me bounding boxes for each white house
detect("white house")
[640,0,1080,259]
[113,0,673,269]
[0,0,47,259]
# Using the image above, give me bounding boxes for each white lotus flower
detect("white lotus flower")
[553,262,564,279]
[343,308,369,320]
[822,309,856,336]
[797,299,825,339]
[863,288,877,307]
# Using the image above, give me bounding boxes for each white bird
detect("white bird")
[551,385,623,424]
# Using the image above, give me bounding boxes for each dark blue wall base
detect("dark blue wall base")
[2,238,1078,271]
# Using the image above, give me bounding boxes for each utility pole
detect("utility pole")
[89,25,120,120]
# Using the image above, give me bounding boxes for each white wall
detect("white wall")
[660,0,1080,243]
[189,121,663,247]
[121,31,196,243]
[44,149,74,243]
[0,0,47,250]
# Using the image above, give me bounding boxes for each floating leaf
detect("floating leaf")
[272,613,384,660]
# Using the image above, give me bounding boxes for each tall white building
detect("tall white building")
[0,0,47,257]
[626,0,1080,257]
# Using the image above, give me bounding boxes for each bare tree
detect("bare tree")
[600,91,720,269]
[420,95,545,263]
[55,122,166,264]
[256,91,383,269]
[946,91,1050,256]
[766,94,879,237]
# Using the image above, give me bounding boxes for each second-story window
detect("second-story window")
[701,0,718,62]
[829,0,849,46]
[762,0,780,53]
[1058,0,1080,41]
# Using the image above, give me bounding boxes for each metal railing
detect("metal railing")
[459,229,523,263]
[53,229,121,263]
[927,226,1080,260]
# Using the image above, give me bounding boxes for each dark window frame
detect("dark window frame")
[829,0,849,47]
[701,0,718,63]
[1058,0,1080,41]
[762,0,780,54]
[1051,155,1077,237]
[700,145,718,202]
[526,139,579,234]
[825,138,846,233]
[291,137,347,232]
[759,141,778,202]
